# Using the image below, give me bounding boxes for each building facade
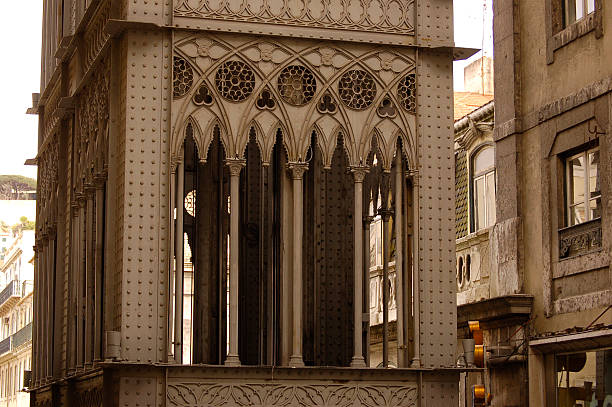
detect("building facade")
[31,1,472,406]
[0,229,34,407]
[488,0,612,405]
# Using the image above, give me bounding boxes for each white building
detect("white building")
[0,229,34,407]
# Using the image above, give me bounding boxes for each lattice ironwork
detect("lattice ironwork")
[185,190,196,217]
[256,88,276,110]
[173,56,194,98]
[317,92,337,114]
[277,65,317,106]
[215,60,255,102]
[398,73,416,112]
[193,83,214,106]
[338,70,376,110]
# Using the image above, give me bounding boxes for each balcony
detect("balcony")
[0,336,11,356]
[12,323,32,349]
[0,280,21,313]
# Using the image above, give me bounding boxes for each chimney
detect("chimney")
[464,56,494,95]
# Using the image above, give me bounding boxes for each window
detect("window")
[566,147,600,226]
[556,349,611,406]
[564,0,595,26]
[472,146,496,231]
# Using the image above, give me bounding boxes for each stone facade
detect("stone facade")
[456,0,612,405]
[30,1,470,406]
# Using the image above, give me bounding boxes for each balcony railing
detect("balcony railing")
[0,280,21,307]
[12,323,32,349]
[0,336,11,356]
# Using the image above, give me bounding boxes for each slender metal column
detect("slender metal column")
[85,186,95,366]
[168,168,176,362]
[410,171,421,368]
[288,162,308,367]
[225,158,246,366]
[174,162,185,363]
[77,195,86,368]
[380,207,392,368]
[394,153,405,367]
[363,215,373,366]
[350,166,368,367]
[94,175,105,361]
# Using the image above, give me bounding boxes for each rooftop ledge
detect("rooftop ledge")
[457,294,534,329]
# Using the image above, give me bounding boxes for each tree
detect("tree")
[0,175,37,200]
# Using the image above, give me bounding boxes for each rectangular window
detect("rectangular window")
[556,349,612,405]
[564,0,596,26]
[566,147,600,226]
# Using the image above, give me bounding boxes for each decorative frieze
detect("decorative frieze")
[167,383,417,407]
[559,219,602,259]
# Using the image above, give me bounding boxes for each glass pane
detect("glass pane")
[474,176,486,230]
[570,203,586,226]
[556,350,612,406]
[485,171,496,227]
[568,155,585,206]
[588,150,600,198]
[587,0,595,13]
[575,0,584,19]
[474,147,495,174]
[589,197,601,220]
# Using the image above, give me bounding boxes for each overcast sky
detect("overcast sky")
[0,0,492,179]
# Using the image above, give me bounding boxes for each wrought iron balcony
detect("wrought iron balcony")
[12,323,32,349]
[0,336,11,356]
[0,280,21,310]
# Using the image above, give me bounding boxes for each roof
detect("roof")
[454,92,494,121]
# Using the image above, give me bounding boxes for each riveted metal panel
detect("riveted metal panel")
[416,0,454,47]
[119,376,159,407]
[416,50,457,368]
[121,29,172,363]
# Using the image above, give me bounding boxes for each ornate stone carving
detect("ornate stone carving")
[376,96,397,118]
[288,162,309,180]
[174,56,195,98]
[277,65,316,106]
[167,383,417,407]
[215,61,255,102]
[559,220,602,259]
[338,70,376,110]
[226,158,247,176]
[174,0,415,36]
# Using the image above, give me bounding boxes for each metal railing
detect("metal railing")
[0,336,11,355]
[12,323,32,349]
[0,280,20,307]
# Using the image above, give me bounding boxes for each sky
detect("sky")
[453,0,494,90]
[0,0,492,179]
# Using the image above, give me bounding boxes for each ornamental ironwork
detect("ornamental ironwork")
[398,73,416,112]
[215,60,255,102]
[377,95,397,118]
[193,83,214,106]
[173,56,194,98]
[277,65,317,105]
[338,70,376,110]
[256,88,276,110]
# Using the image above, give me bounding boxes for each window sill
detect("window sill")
[547,8,603,64]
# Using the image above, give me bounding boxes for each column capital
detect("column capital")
[408,169,419,184]
[351,166,369,183]
[287,162,309,180]
[225,158,246,176]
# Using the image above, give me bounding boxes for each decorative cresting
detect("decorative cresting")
[193,83,214,106]
[256,88,276,110]
[317,91,337,114]
[397,73,416,113]
[174,56,195,98]
[277,65,316,106]
[167,383,418,407]
[215,60,255,102]
[173,0,415,35]
[338,69,376,110]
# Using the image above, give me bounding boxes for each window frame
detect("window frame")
[470,144,496,233]
[564,146,600,227]
[563,0,595,27]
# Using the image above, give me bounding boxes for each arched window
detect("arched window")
[472,146,496,231]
